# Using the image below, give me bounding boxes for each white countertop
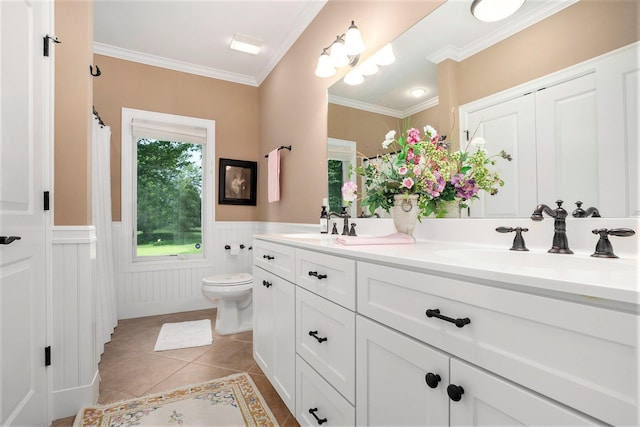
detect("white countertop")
[254,233,639,310]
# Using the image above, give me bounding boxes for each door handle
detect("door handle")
[0,236,21,245]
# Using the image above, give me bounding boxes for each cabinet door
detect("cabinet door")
[271,276,296,414]
[252,265,296,414]
[356,316,449,426]
[449,359,603,426]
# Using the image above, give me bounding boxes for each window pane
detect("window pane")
[136,138,203,257]
[328,159,344,213]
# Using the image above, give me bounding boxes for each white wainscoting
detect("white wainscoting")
[112,221,315,319]
[51,226,99,419]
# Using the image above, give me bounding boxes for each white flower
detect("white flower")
[470,137,486,150]
[424,125,437,138]
[381,130,396,149]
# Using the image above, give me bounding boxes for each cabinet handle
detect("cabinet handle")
[0,236,21,245]
[425,372,441,389]
[308,330,328,343]
[263,255,275,260]
[425,309,471,328]
[308,408,327,425]
[262,280,272,288]
[308,271,327,280]
[447,384,465,402]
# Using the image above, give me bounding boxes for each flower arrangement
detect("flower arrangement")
[351,124,512,218]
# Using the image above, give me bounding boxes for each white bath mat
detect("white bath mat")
[154,319,213,351]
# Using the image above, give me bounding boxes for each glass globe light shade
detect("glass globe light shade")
[471,0,526,23]
[315,51,336,78]
[343,70,364,85]
[344,21,365,56]
[329,38,349,67]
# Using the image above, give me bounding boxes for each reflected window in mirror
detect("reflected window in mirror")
[327,138,356,217]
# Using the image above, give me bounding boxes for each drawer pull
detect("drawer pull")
[425,372,441,389]
[308,330,328,343]
[308,408,327,425]
[262,255,275,260]
[308,271,327,280]
[447,384,465,402]
[262,280,272,288]
[425,308,471,328]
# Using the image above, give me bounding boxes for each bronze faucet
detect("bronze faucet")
[531,200,573,254]
[572,201,601,218]
[329,207,352,236]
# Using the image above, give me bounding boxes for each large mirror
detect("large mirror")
[327,0,638,218]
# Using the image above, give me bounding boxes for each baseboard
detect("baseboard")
[118,297,215,320]
[52,370,100,419]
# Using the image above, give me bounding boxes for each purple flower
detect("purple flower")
[451,174,479,200]
[425,171,446,198]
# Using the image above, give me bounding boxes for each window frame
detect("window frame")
[121,108,215,272]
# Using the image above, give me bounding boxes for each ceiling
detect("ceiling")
[94,0,577,103]
[93,0,327,87]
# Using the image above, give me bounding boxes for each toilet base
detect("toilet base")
[214,296,253,336]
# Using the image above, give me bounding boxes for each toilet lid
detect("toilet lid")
[203,272,252,286]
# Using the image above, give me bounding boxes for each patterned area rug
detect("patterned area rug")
[73,373,279,426]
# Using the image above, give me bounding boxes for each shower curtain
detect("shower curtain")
[92,113,118,359]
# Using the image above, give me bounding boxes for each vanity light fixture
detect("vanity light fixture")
[339,43,395,85]
[229,33,263,55]
[359,58,379,76]
[315,20,365,78]
[343,69,364,86]
[471,0,526,23]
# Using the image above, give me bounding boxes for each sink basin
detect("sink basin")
[279,233,334,239]
[433,248,633,273]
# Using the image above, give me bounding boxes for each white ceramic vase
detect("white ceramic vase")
[392,194,419,235]
[441,200,462,218]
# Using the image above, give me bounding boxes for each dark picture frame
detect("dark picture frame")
[218,158,257,206]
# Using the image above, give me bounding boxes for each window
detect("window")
[121,108,215,270]
[327,138,356,217]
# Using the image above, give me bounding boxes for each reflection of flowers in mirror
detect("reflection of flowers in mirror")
[349,124,512,218]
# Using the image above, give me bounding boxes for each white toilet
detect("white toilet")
[202,272,253,335]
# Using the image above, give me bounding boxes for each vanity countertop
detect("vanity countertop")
[254,233,639,310]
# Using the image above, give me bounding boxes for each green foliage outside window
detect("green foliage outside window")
[328,159,344,214]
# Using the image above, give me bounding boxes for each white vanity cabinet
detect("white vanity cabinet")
[252,241,296,413]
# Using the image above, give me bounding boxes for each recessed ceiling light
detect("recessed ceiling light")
[230,33,263,55]
[410,88,427,98]
[471,0,526,23]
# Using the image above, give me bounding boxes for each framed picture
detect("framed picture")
[219,158,257,206]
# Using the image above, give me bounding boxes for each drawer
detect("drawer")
[296,287,355,403]
[253,239,295,282]
[296,248,356,310]
[357,261,638,426]
[296,355,355,427]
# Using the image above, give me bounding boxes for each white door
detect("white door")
[465,94,537,217]
[449,359,601,426]
[356,316,449,426]
[536,73,598,211]
[0,1,50,425]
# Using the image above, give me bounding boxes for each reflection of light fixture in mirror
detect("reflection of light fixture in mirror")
[315,49,336,78]
[359,58,379,76]
[409,88,427,98]
[344,70,364,86]
[229,33,263,55]
[315,20,365,77]
[471,0,526,22]
[373,43,395,66]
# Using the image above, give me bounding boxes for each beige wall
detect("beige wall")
[257,0,444,224]
[92,55,260,222]
[54,0,94,225]
[457,0,639,106]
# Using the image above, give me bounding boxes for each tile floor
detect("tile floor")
[52,308,299,427]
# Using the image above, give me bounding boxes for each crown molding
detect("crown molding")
[329,94,439,119]
[428,0,580,64]
[94,42,259,87]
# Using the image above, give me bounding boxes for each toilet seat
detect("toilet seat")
[202,272,252,287]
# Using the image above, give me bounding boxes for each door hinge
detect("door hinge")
[44,191,50,211]
[45,346,51,366]
[464,130,469,141]
[43,35,61,57]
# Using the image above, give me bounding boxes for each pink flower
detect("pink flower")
[341,181,358,203]
[407,148,415,162]
[402,177,414,189]
[398,166,408,175]
[413,166,422,176]
[406,128,421,145]
[413,154,421,165]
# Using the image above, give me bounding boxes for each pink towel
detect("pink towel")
[335,232,415,246]
[268,149,280,203]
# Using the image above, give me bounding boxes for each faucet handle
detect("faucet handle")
[349,223,357,236]
[496,226,529,251]
[331,222,339,235]
[591,228,636,258]
[572,201,585,218]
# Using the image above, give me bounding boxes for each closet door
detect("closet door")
[465,95,537,217]
[535,73,598,210]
